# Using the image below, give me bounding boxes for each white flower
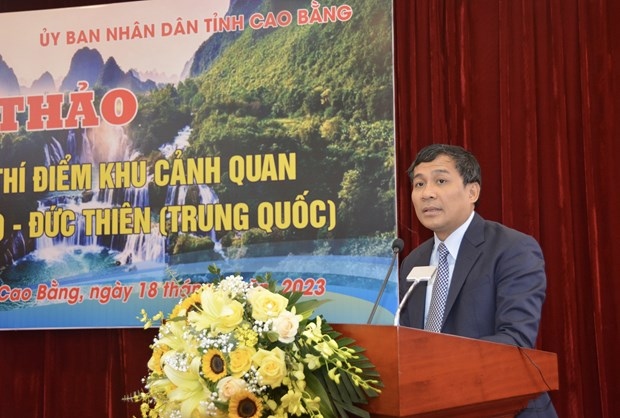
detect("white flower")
[217,376,247,401]
[272,309,302,343]
[218,274,249,297]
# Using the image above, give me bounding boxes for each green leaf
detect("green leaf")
[293,299,330,318]
[321,366,374,418]
[343,373,364,401]
[306,370,337,417]
[265,331,279,343]
[335,336,355,346]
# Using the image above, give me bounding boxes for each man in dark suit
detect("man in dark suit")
[398,144,557,417]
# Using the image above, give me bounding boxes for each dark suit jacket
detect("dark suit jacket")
[398,213,557,417]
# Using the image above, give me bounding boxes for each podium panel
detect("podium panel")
[333,324,558,418]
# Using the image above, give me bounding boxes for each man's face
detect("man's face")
[411,155,480,241]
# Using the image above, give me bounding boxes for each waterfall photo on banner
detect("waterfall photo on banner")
[0,0,396,329]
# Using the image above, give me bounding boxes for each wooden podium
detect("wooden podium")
[333,324,558,418]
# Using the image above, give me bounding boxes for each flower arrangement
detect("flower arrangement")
[127,266,382,418]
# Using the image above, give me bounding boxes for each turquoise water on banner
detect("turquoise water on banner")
[0,253,398,329]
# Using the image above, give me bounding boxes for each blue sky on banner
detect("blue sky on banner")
[0,0,229,86]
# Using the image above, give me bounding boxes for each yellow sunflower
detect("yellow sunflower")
[170,290,202,317]
[147,344,170,375]
[202,349,227,382]
[228,391,263,418]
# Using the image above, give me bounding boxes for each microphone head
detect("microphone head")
[406,265,437,282]
[392,238,405,252]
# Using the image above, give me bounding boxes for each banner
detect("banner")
[0,0,396,329]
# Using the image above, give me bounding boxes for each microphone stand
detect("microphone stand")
[393,268,437,326]
[367,238,404,324]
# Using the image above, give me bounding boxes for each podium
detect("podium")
[333,324,558,418]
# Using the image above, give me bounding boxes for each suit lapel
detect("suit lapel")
[443,213,485,320]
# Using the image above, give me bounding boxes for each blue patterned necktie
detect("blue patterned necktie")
[425,243,450,332]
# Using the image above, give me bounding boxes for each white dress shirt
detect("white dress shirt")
[424,211,476,322]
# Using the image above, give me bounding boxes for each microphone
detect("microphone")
[367,238,405,324]
[393,265,438,326]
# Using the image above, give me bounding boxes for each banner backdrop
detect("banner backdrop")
[0,0,396,329]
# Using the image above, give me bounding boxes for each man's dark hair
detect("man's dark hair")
[407,143,482,187]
